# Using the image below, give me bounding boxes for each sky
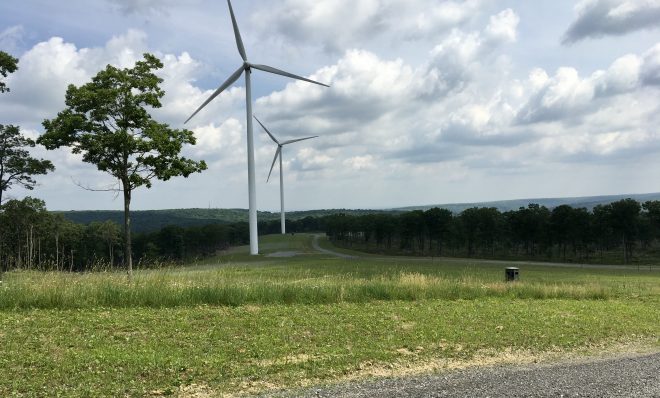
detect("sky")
[1,0,660,211]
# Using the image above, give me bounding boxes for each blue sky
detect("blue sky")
[1,0,660,211]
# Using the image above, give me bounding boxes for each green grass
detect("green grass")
[2,300,658,397]
[1,234,659,396]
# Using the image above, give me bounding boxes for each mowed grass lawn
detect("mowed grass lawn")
[1,234,659,397]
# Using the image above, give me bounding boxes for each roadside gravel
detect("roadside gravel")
[272,352,660,398]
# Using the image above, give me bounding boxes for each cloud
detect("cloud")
[186,118,248,172]
[406,0,483,40]
[0,25,25,54]
[105,0,178,16]
[256,9,521,135]
[641,43,660,85]
[484,9,520,44]
[1,36,91,125]
[517,67,596,124]
[253,0,485,53]
[517,43,660,124]
[256,12,532,171]
[563,0,660,44]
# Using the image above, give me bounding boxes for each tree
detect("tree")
[0,125,55,204]
[88,220,121,266]
[643,201,660,241]
[0,197,49,270]
[608,199,641,263]
[424,207,453,255]
[39,53,207,276]
[0,51,18,93]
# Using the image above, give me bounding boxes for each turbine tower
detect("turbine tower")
[254,116,318,235]
[185,0,329,255]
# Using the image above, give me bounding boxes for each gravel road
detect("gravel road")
[274,352,660,398]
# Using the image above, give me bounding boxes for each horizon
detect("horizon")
[51,190,660,213]
[2,0,660,211]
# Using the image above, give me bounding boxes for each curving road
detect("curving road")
[311,234,359,259]
[281,352,660,397]
[308,235,657,272]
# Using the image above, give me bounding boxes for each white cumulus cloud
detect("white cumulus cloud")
[563,0,660,43]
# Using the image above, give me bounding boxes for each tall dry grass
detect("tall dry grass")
[2,265,655,310]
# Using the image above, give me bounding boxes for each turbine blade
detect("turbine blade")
[251,64,330,87]
[267,147,281,183]
[254,116,280,144]
[282,136,318,145]
[227,0,247,62]
[185,65,244,124]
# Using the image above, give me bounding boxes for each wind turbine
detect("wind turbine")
[254,116,317,235]
[185,0,329,255]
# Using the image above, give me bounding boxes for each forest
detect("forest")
[322,199,660,265]
[0,197,251,271]
[1,196,659,271]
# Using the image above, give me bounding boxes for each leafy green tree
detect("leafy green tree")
[551,205,575,259]
[0,125,55,204]
[0,51,18,93]
[39,53,207,275]
[459,208,481,256]
[643,201,660,241]
[506,204,550,256]
[87,220,121,266]
[424,207,453,255]
[608,199,641,263]
[399,210,425,252]
[0,197,49,270]
[592,204,615,258]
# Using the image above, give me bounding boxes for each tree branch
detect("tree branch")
[71,177,121,193]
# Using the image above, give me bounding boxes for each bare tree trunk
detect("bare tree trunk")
[123,184,133,277]
[622,234,627,264]
[17,240,21,269]
[55,233,59,271]
[25,230,29,270]
[29,225,34,269]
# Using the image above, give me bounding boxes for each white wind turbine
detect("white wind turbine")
[185,0,329,255]
[254,116,318,235]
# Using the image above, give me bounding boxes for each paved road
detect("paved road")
[281,352,660,398]
[308,234,657,272]
[311,234,358,259]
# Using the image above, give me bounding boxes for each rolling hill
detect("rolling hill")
[56,192,660,232]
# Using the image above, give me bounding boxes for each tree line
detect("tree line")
[321,199,660,264]
[0,197,250,271]
[2,196,658,271]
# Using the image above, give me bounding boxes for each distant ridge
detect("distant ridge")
[395,192,660,213]
[57,208,387,233]
[57,192,660,232]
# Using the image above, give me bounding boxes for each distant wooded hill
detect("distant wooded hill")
[56,208,392,233]
[397,192,660,213]
[56,192,660,232]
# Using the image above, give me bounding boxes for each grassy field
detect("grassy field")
[1,234,659,397]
